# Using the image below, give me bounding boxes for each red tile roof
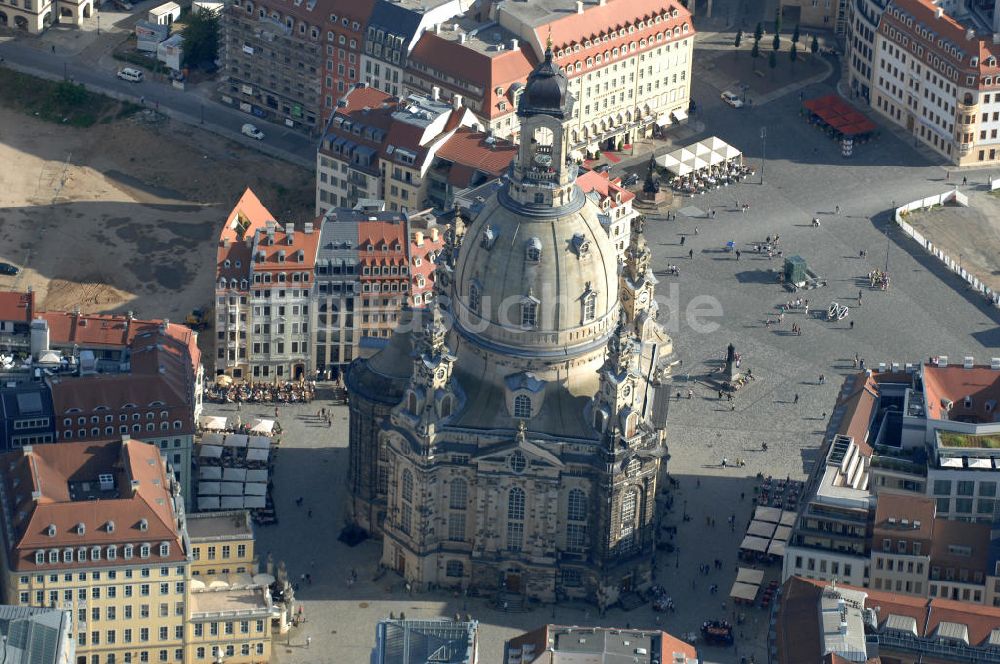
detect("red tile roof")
[0,291,34,323]
[922,362,1000,422]
[251,224,322,281]
[577,169,636,206]
[435,128,517,177]
[835,372,880,456]
[874,492,936,540]
[218,188,275,282]
[2,439,186,571]
[338,85,395,115]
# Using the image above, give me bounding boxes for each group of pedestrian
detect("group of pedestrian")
[315,407,333,428]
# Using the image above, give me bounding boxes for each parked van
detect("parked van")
[241,123,265,140]
[116,68,144,83]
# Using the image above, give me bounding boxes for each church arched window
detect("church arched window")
[468,282,481,315]
[567,489,587,521]
[513,394,531,419]
[582,290,597,323]
[620,489,638,554]
[401,469,413,503]
[508,487,525,520]
[520,300,538,328]
[449,478,467,510]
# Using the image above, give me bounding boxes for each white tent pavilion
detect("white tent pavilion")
[199,466,222,480]
[221,496,244,509]
[736,568,765,585]
[246,447,270,463]
[244,496,266,509]
[248,436,270,449]
[244,482,267,496]
[222,468,247,482]
[198,481,221,496]
[201,432,224,446]
[754,505,783,523]
[656,137,743,176]
[730,581,759,602]
[224,434,248,448]
[197,496,221,510]
[747,520,777,539]
[739,535,769,553]
[200,416,227,431]
[249,419,275,435]
[199,445,223,460]
[219,482,244,496]
[246,469,268,483]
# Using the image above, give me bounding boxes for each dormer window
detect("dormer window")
[76,522,85,535]
[513,394,532,419]
[526,238,542,262]
[159,542,170,557]
[47,524,57,537]
[123,544,134,560]
[139,544,150,558]
[35,550,44,565]
[582,288,597,323]
[139,518,149,532]
[520,297,539,329]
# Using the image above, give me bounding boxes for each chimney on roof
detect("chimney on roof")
[304,221,314,234]
[453,94,463,110]
[459,32,467,44]
[966,28,975,40]
[223,237,231,248]
[576,0,584,13]
[934,6,943,18]
[510,38,519,50]
[161,318,169,331]
[432,85,441,101]
[286,223,295,243]
[434,22,440,34]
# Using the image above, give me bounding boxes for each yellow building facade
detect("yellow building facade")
[185,512,257,579]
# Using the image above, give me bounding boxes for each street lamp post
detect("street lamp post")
[760,126,767,185]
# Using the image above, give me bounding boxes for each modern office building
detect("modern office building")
[0,605,75,664]
[372,618,478,664]
[504,625,699,663]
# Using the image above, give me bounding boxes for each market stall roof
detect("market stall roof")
[804,93,878,135]
[244,482,267,496]
[730,581,760,601]
[249,419,275,434]
[779,510,797,526]
[199,466,222,480]
[246,469,269,483]
[655,137,743,175]
[224,434,248,448]
[736,568,765,585]
[773,525,793,542]
[198,496,221,510]
[220,482,244,496]
[747,520,776,538]
[244,495,266,509]
[246,447,270,462]
[248,436,270,449]
[754,505,783,523]
[199,445,223,459]
[201,432,224,446]
[200,415,228,431]
[198,481,221,496]
[740,535,770,552]
[767,539,787,557]
[221,496,244,509]
[222,468,247,482]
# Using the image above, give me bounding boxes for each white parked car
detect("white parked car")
[241,123,265,140]
[116,68,144,83]
[720,91,744,108]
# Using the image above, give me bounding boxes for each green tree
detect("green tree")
[790,43,798,70]
[754,21,764,43]
[769,50,777,77]
[773,32,781,51]
[792,24,801,45]
[774,8,782,35]
[751,41,760,71]
[811,34,819,56]
[734,29,743,49]
[182,9,220,68]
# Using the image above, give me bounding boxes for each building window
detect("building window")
[582,291,597,323]
[445,560,464,577]
[449,478,467,510]
[447,513,465,541]
[513,394,531,419]
[525,238,542,262]
[520,299,538,328]
[567,488,587,521]
[508,487,525,521]
[620,490,638,555]
[468,282,481,315]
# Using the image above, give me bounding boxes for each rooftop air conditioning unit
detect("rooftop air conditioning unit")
[964,356,974,368]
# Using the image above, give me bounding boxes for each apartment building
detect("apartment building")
[184,511,256,579]
[0,0,92,35]
[577,169,637,261]
[776,576,1000,664]
[846,0,888,101]
[320,0,374,125]
[0,384,55,450]
[404,0,695,150]
[183,586,272,664]
[873,0,1000,165]
[219,0,324,133]
[870,493,934,596]
[0,439,190,664]
[360,0,468,98]
[315,85,489,215]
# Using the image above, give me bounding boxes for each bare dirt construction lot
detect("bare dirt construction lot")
[903,189,1000,292]
[0,104,314,323]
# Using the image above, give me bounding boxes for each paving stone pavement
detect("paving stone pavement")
[198,45,1000,664]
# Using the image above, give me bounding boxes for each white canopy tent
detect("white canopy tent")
[655,137,743,176]
[199,445,223,460]
[201,432,224,446]
[199,466,222,480]
[198,496,220,510]
[222,468,247,482]
[244,496,266,509]
[224,434,248,448]
[249,419,275,435]
[248,436,270,450]
[246,469,269,483]
[200,416,228,431]
[246,447,270,463]
[198,481,221,496]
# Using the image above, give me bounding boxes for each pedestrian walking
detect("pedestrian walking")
[307,509,313,518]
[735,249,741,260]
[711,208,717,218]
[819,374,826,385]
[850,320,855,329]
[306,636,312,649]
[681,235,686,246]
[688,249,694,259]
[963,175,968,186]
[835,205,840,214]
[794,393,799,404]
[946,170,950,180]
[695,227,700,235]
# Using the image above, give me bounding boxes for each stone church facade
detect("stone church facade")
[345,45,676,608]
